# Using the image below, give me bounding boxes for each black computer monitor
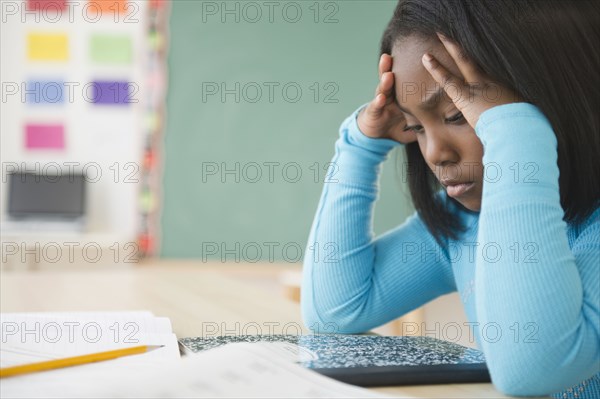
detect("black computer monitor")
[7,172,86,219]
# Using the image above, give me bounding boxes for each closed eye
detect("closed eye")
[402,112,465,133]
[446,112,464,123]
[403,124,424,133]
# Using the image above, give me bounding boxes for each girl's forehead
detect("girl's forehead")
[391,36,463,82]
[391,36,464,109]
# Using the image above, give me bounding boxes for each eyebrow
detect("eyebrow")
[396,86,446,115]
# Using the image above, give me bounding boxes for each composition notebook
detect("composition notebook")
[179,334,491,387]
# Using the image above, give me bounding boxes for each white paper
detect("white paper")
[0,311,179,366]
[93,343,392,398]
[1,311,180,398]
[1,313,399,398]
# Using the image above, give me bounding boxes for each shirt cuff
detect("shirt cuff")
[332,103,403,186]
[475,102,555,148]
[474,102,559,203]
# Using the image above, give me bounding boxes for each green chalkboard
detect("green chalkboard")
[161,0,414,261]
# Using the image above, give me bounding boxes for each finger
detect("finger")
[374,71,394,99]
[365,93,386,118]
[422,53,467,107]
[379,72,394,97]
[379,54,392,79]
[436,33,484,84]
[371,74,394,114]
[373,93,386,109]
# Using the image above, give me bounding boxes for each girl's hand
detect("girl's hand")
[357,54,417,144]
[422,33,524,129]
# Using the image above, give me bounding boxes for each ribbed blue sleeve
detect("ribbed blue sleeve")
[301,105,457,334]
[474,103,600,396]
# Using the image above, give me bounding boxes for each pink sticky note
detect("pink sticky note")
[25,124,65,149]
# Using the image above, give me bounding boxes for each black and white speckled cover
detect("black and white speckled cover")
[178,334,491,387]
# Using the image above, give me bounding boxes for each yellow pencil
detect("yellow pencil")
[0,345,163,378]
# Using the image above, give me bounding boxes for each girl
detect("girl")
[301,1,599,397]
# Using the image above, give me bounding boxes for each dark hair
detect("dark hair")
[381,0,600,244]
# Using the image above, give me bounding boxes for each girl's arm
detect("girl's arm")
[301,105,456,334]
[474,103,600,395]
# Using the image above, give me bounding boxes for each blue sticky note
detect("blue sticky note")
[26,80,64,104]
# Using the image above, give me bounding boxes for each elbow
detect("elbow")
[300,257,373,334]
[301,308,367,335]
[300,294,365,335]
[301,305,329,334]
[300,284,370,335]
[490,367,551,397]
[485,347,585,396]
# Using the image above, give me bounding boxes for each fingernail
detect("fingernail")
[437,32,448,41]
[423,53,434,62]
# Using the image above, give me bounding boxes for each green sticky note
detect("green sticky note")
[148,30,165,51]
[140,190,155,213]
[90,34,132,64]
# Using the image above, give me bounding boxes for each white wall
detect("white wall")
[1,1,148,248]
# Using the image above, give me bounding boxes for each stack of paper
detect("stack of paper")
[0,312,392,398]
[94,342,389,398]
[1,311,180,398]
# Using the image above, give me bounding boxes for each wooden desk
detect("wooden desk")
[0,261,547,398]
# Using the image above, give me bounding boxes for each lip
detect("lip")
[444,181,475,198]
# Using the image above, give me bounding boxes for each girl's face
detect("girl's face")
[392,36,484,212]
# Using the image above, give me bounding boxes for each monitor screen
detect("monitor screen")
[7,172,86,218]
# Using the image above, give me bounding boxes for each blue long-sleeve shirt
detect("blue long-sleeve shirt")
[301,102,600,397]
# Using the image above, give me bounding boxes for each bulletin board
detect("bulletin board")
[0,0,150,250]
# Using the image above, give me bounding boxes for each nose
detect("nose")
[422,128,459,167]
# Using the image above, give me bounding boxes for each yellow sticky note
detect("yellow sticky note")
[28,33,68,61]
[146,112,160,132]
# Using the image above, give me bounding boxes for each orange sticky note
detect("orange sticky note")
[88,0,127,15]
[27,33,68,61]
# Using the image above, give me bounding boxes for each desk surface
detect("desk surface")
[0,261,547,399]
